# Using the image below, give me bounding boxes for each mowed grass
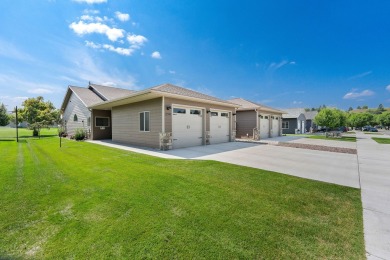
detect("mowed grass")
[308,135,357,142]
[0,137,364,259]
[0,127,58,141]
[372,137,390,144]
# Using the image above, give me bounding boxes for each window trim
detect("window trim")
[139,111,150,132]
[282,121,289,129]
[95,116,110,127]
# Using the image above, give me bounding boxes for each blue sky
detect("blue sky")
[1,0,390,110]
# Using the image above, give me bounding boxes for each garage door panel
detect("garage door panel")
[271,117,280,137]
[210,112,230,144]
[260,116,269,139]
[172,107,203,149]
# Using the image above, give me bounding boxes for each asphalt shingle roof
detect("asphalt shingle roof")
[151,83,236,106]
[69,86,104,107]
[227,98,284,113]
[89,84,135,101]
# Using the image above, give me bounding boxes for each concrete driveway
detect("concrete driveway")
[91,140,360,188]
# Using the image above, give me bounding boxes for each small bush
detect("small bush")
[58,126,66,137]
[74,128,86,141]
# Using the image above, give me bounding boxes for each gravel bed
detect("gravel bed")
[277,142,357,154]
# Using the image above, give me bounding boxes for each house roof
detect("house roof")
[227,98,284,114]
[91,83,239,110]
[60,86,104,111]
[282,108,316,120]
[89,84,135,101]
[304,111,318,120]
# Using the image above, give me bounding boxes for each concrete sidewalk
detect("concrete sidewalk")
[356,132,390,259]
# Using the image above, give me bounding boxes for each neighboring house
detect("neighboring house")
[282,111,306,134]
[304,111,318,132]
[227,98,284,140]
[62,83,238,149]
[7,121,29,128]
[282,108,318,133]
[60,83,135,138]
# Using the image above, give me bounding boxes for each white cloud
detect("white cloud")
[267,59,295,71]
[73,0,107,4]
[85,40,101,49]
[169,70,176,74]
[0,39,35,62]
[83,9,100,14]
[343,89,375,99]
[0,96,29,109]
[127,34,148,47]
[103,44,134,56]
[115,11,130,22]
[292,101,302,105]
[386,85,390,92]
[27,88,55,94]
[151,51,162,59]
[80,15,94,21]
[69,21,124,41]
[348,71,372,80]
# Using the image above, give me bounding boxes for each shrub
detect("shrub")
[74,128,86,141]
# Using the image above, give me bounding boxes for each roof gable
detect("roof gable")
[227,98,284,114]
[89,84,135,101]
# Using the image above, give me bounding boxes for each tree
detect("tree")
[379,111,390,128]
[362,105,368,109]
[377,104,385,113]
[19,96,58,136]
[314,108,346,131]
[347,107,353,112]
[357,106,362,109]
[347,112,373,128]
[0,103,10,126]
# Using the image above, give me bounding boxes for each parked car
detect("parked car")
[368,127,378,132]
[375,125,383,129]
[338,126,349,132]
[362,125,371,131]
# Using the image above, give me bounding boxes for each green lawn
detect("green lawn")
[372,137,390,144]
[308,135,357,142]
[364,132,383,135]
[0,127,58,140]
[0,136,365,259]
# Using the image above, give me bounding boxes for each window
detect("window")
[210,112,218,116]
[190,109,201,115]
[265,116,269,119]
[221,112,229,117]
[73,114,78,122]
[276,117,279,120]
[140,112,150,132]
[173,108,186,114]
[87,117,91,126]
[95,117,110,127]
[260,115,264,119]
[282,121,289,129]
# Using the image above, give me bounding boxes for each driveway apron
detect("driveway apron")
[356,132,390,259]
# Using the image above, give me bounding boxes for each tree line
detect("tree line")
[314,107,390,130]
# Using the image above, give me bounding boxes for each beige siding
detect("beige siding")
[92,110,112,140]
[63,92,91,136]
[112,98,162,148]
[164,97,236,133]
[236,110,256,138]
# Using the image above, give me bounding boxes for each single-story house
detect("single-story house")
[62,83,238,150]
[282,108,318,133]
[303,111,318,132]
[282,110,307,134]
[227,98,284,140]
[60,83,135,138]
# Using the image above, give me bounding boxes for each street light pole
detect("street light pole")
[15,106,18,143]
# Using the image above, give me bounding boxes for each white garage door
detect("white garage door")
[172,107,203,149]
[210,111,230,144]
[259,115,270,139]
[271,116,280,137]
